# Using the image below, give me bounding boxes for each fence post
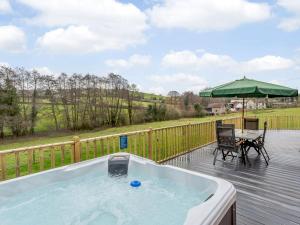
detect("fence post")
[148,128,153,160]
[73,136,81,163]
[188,123,191,150]
[0,154,6,180]
[210,121,214,142]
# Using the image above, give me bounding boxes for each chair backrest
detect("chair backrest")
[244,118,259,130]
[216,124,237,151]
[261,121,267,145]
[215,120,222,138]
[215,120,222,137]
[216,120,222,128]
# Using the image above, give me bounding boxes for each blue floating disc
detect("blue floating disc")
[130,180,141,187]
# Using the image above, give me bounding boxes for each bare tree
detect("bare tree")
[167,90,180,105]
[68,73,83,130]
[44,75,59,130]
[127,84,139,125]
[15,67,31,134]
[57,73,71,129]
[28,70,42,134]
[104,73,128,126]
[81,74,101,128]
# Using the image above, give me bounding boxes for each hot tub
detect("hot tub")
[0,154,236,225]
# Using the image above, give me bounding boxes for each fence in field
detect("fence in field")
[0,115,299,181]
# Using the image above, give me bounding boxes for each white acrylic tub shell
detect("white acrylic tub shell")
[0,154,236,225]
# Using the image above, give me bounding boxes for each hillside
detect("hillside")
[1,107,299,151]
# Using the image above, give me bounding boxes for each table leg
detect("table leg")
[241,146,246,165]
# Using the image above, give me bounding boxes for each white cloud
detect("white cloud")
[150,73,208,93]
[162,50,199,67]
[278,18,300,32]
[19,0,147,53]
[243,55,295,71]
[277,0,300,31]
[148,0,271,31]
[105,54,151,68]
[278,0,300,14]
[37,26,103,53]
[162,50,237,69]
[162,50,295,72]
[0,26,26,53]
[32,66,54,75]
[0,0,11,13]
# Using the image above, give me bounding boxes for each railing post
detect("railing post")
[28,149,33,174]
[210,121,213,142]
[188,123,191,150]
[148,128,153,160]
[213,121,217,141]
[73,136,81,163]
[15,152,20,177]
[0,154,6,180]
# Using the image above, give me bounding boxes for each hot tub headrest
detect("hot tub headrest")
[108,154,130,177]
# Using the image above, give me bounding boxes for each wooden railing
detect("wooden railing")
[0,141,74,180]
[1,115,299,181]
[256,115,300,130]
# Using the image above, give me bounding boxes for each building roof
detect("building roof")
[207,103,225,108]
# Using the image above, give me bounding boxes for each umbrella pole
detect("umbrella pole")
[242,98,245,133]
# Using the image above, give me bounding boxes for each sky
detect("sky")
[0,0,300,95]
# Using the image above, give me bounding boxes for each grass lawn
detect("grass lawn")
[0,107,299,151]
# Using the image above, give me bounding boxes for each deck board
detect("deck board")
[165,130,300,225]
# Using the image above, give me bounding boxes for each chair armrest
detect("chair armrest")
[235,140,244,146]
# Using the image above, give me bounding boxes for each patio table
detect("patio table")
[235,129,262,141]
[235,129,263,165]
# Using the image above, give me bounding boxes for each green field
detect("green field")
[1,107,299,151]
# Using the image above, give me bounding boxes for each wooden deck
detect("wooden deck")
[165,130,300,225]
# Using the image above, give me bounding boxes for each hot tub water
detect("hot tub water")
[0,161,214,225]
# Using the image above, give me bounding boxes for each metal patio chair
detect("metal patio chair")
[244,117,259,130]
[255,122,270,165]
[243,117,260,155]
[213,124,244,165]
[244,121,270,165]
[213,120,223,155]
[216,120,222,128]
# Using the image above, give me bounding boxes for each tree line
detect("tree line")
[0,66,143,138]
[0,66,207,138]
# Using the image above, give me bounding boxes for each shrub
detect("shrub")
[193,103,206,117]
[145,104,167,122]
[118,113,128,126]
[133,109,146,124]
[165,106,182,120]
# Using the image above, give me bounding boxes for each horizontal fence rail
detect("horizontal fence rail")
[0,115,299,181]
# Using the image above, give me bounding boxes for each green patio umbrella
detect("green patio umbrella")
[199,77,298,130]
